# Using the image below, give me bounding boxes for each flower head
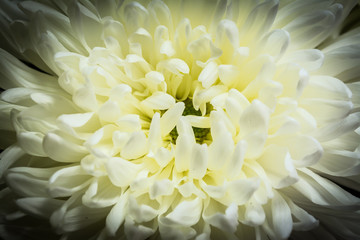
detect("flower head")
[0,0,360,239]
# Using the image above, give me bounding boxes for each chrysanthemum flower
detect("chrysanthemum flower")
[0,0,360,239]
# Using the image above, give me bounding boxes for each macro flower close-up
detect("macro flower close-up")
[0,0,360,239]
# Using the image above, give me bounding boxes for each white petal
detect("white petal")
[57,112,95,128]
[198,61,218,89]
[260,29,290,60]
[302,76,352,101]
[128,196,158,223]
[106,157,142,187]
[0,49,58,90]
[16,197,64,219]
[217,19,239,47]
[239,0,278,44]
[120,131,148,160]
[239,100,270,137]
[160,40,176,56]
[157,58,190,74]
[160,102,185,136]
[174,117,195,172]
[203,203,238,233]
[124,217,155,240]
[280,4,342,49]
[98,100,121,123]
[82,177,121,208]
[174,134,194,172]
[49,165,92,197]
[148,112,162,152]
[68,0,103,50]
[43,132,87,163]
[106,191,129,236]
[218,65,241,87]
[62,205,109,232]
[239,100,270,158]
[313,150,360,177]
[300,98,353,124]
[244,201,266,226]
[17,131,46,157]
[189,143,208,179]
[73,85,98,111]
[226,178,260,205]
[116,114,142,132]
[283,49,324,71]
[145,71,164,84]
[291,168,360,206]
[287,201,318,231]
[208,129,234,171]
[6,168,50,197]
[122,1,149,33]
[164,198,202,226]
[271,192,292,239]
[150,179,174,199]
[225,140,247,179]
[193,85,227,112]
[258,145,299,189]
[153,147,173,167]
[313,112,360,142]
[271,135,323,168]
[0,145,25,180]
[141,91,175,110]
[185,115,211,128]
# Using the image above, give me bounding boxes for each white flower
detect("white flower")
[0,0,360,239]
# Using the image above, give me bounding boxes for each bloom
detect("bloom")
[0,0,360,239]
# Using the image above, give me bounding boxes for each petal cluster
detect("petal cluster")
[0,0,359,239]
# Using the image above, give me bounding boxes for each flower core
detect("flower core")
[168,98,211,144]
[0,0,359,240]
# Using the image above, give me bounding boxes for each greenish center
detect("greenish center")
[169,99,211,144]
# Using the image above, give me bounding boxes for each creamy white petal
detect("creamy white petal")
[280,2,342,49]
[203,202,238,233]
[82,176,121,208]
[150,179,174,199]
[0,49,58,90]
[189,143,208,179]
[106,157,142,187]
[163,198,202,227]
[174,117,195,172]
[17,131,46,157]
[208,128,234,171]
[160,102,185,136]
[62,205,109,232]
[120,131,148,160]
[49,165,92,197]
[270,192,292,239]
[244,201,266,226]
[16,197,64,219]
[98,100,121,123]
[225,140,247,179]
[226,178,260,205]
[105,191,129,236]
[0,145,25,180]
[313,150,360,177]
[124,217,156,240]
[43,132,87,163]
[287,200,318,231]
[258,145,299,188]
[198,61,218,89]
[141,91,175,110]
[148,112,162,153]
[6,167,55,197]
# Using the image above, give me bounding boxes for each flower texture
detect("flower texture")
[0,0,360,239]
